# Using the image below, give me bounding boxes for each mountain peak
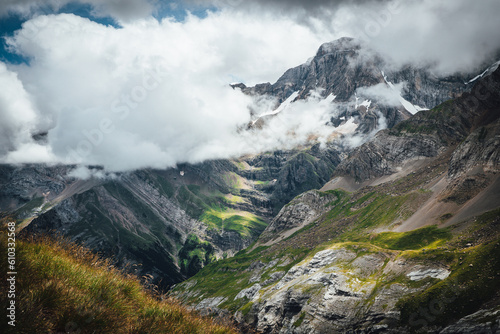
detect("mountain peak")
[315,37,361,57]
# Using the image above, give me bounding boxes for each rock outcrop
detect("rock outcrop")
[258,190,336,244]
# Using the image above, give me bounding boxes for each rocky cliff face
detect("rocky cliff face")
[241,38,469,106]
[2,163,272,287]
[448,118,500,179]
[258,190,335,244]
[236,248,451,334]
[242,145,341,214]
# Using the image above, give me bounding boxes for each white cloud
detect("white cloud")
[3,143,56,164]
[1,0,498,174]
[344,111,387,149]
[200,0,500,74]
[209,91,344,160]
[334,0,500,75]
[0,62,39,155]
[1,12,336,172]
[67,165,115,180]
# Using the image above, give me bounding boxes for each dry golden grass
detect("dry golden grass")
[0,225,237,334]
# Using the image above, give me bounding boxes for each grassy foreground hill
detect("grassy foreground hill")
[0,223,236,334]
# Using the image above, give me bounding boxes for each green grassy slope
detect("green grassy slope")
[0,227,236,334]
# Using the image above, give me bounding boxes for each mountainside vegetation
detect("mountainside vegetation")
[2,144,341,288]
[174,179,500,332]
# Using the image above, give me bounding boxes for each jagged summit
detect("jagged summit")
[240,37,468,105]
[314,37,361,56]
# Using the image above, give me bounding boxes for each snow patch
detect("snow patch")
[354,94,372,109]
[359,100,372,109]
[335,118,358,135]
[324,93,337,103]
[414,105,429,112]
[381,71,420,115]
[256,91,299,119]
[466,60,500,84]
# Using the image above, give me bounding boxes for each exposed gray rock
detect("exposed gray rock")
[335,130,444,181]
[0,164,67,201]
[195,297,227,311]
[407,267,450,281]
[260,190,336,242]
[235,284,262,301]
[351,253,387,276]
[207,229,252,255]
[268,148,341,215]
[248,259,280,283]
[274,248,357,290]
[262,271,285,286]
[238,246,438,333]
[448,118,500,179]
[439,307,500,334]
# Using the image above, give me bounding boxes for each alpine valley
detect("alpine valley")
[2,38,500,333]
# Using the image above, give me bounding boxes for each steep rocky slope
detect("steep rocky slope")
[1,163,271,287]
[173,69,500,333]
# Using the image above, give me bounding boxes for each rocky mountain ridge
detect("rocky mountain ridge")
[334,64,500,182]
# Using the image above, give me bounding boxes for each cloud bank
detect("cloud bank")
[0,12,336,171]
[356,82,405,107]
[203,0,500,74]
[331,0,500,74]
